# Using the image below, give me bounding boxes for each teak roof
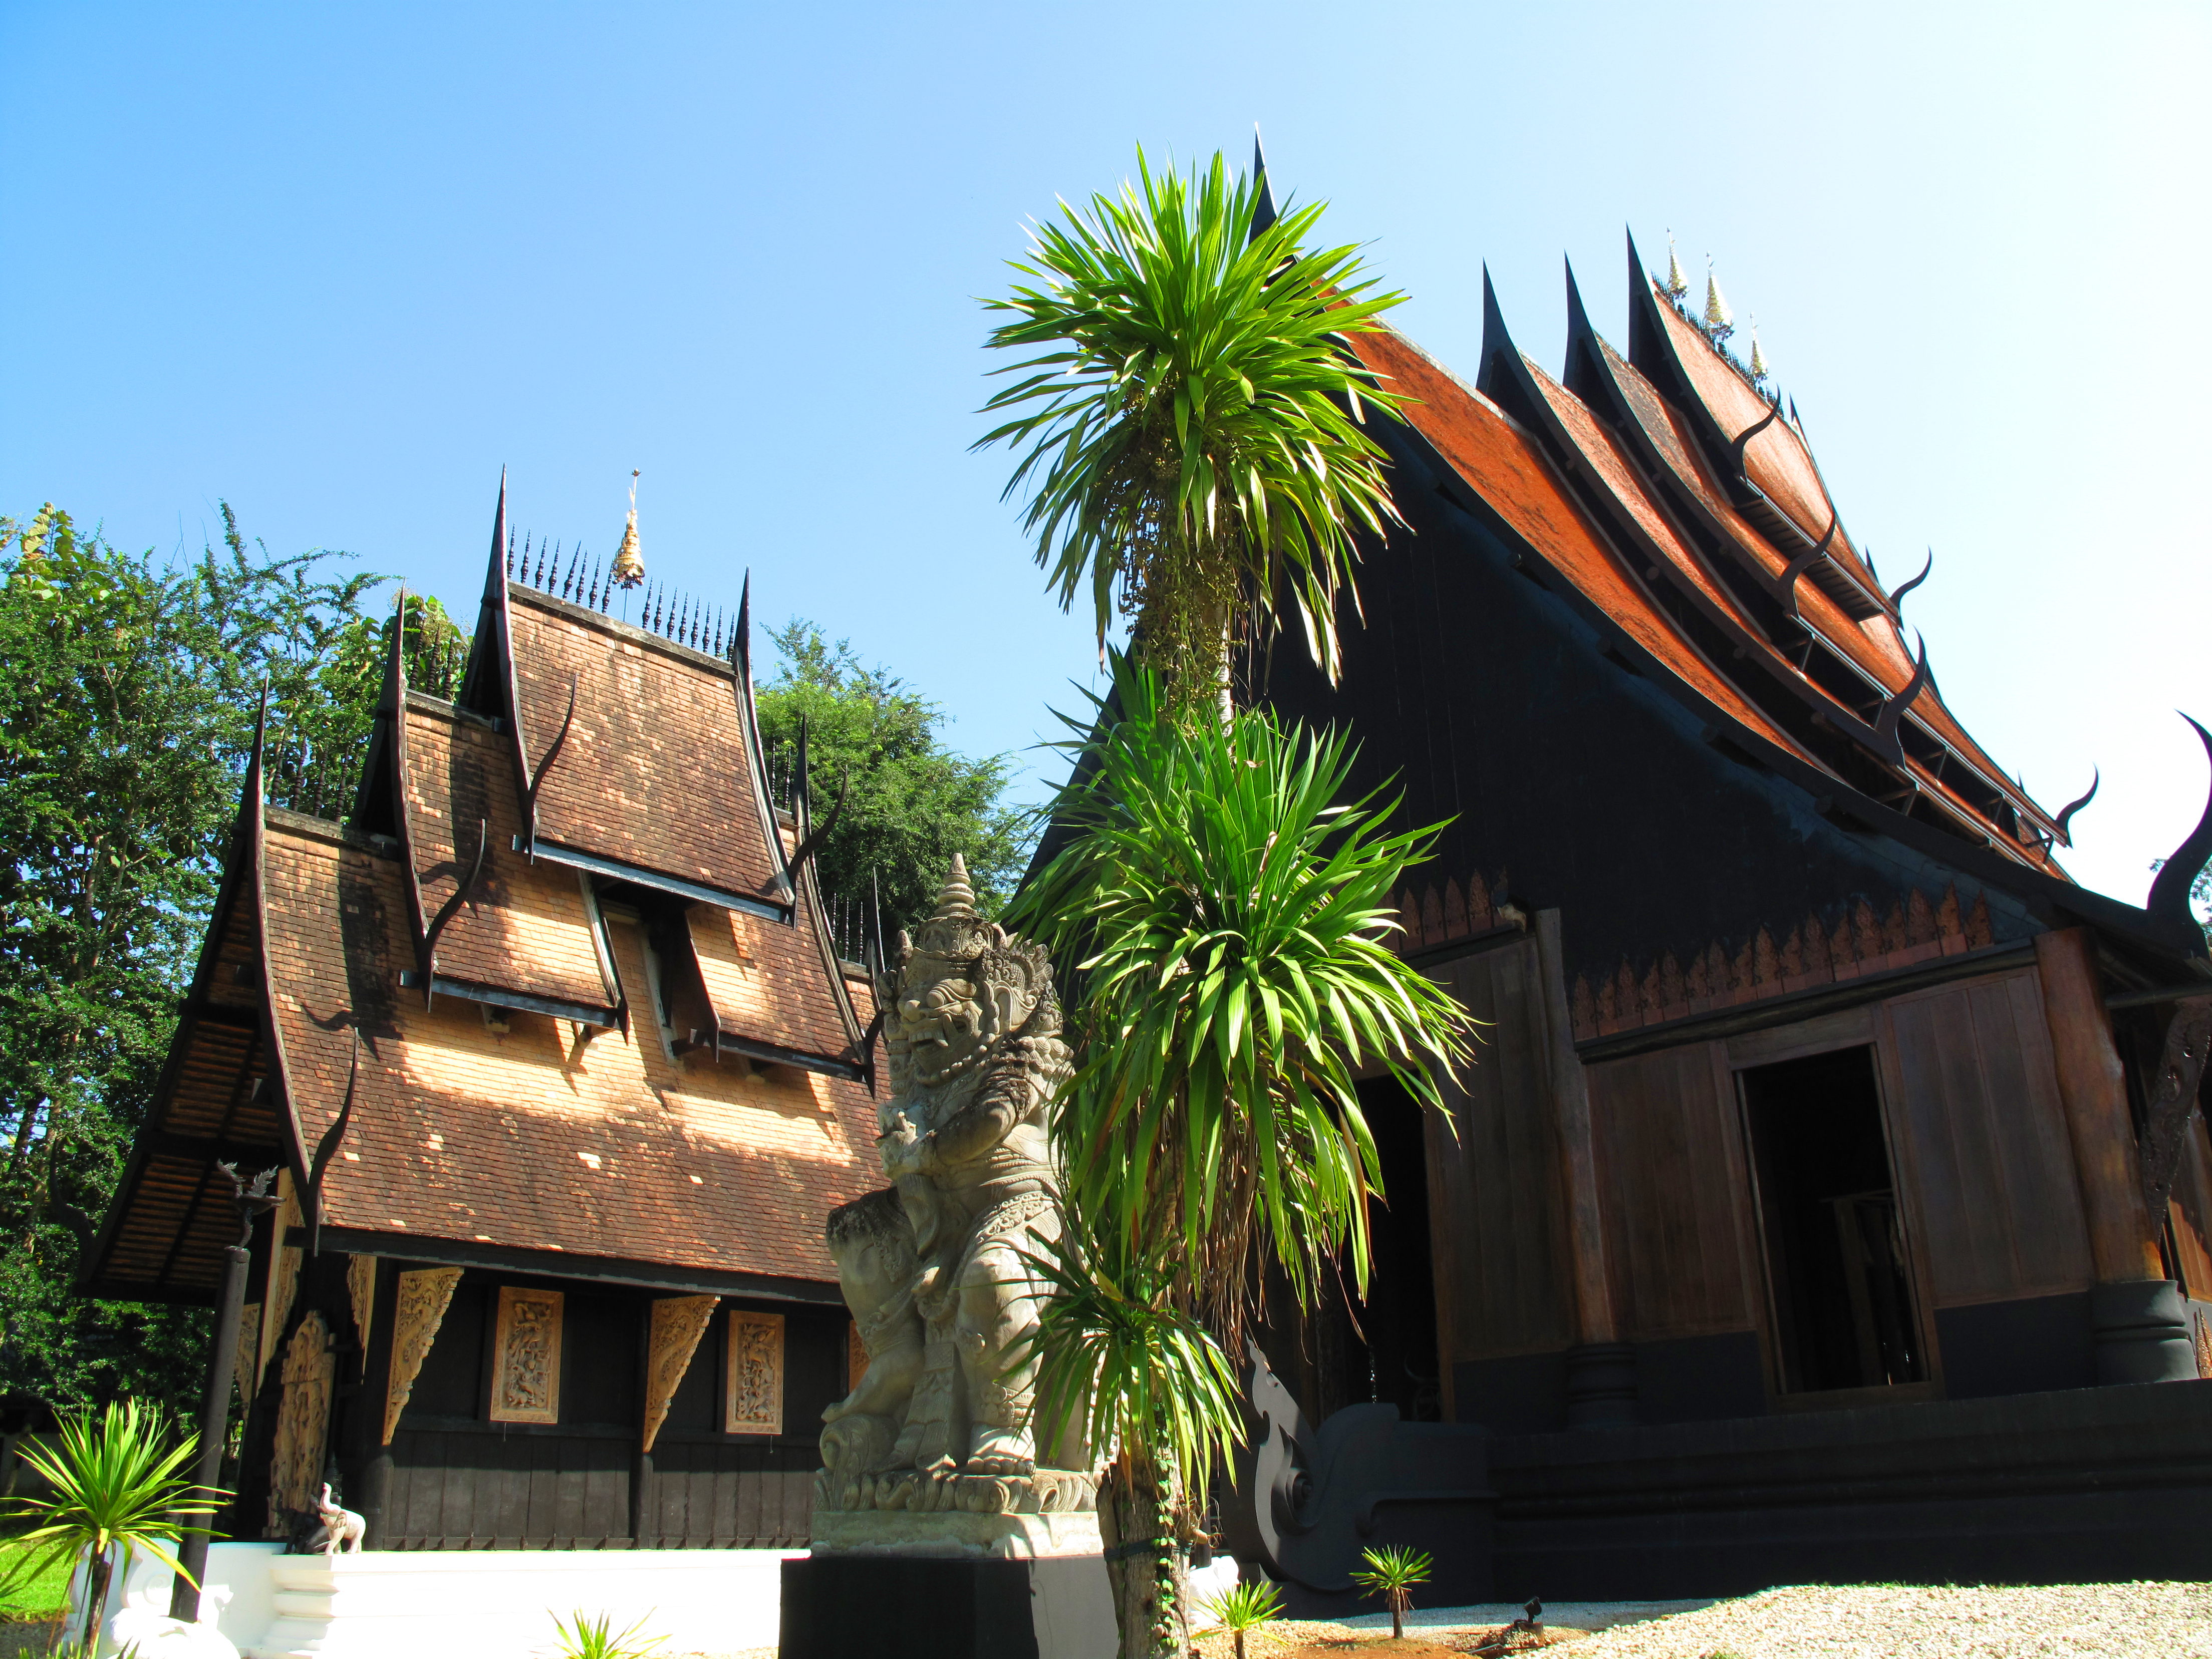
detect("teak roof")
[1355,247,2075,879]
[85,504,879,1304]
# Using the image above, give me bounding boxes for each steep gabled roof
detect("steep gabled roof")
[86,493,881,1302]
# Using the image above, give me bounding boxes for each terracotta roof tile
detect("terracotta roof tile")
[260,818,877,1285]
[507,592,781,901]
[401,699,615,1012]
[687,903,854,1060]
[1358,328,1810,762]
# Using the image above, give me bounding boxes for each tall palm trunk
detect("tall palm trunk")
[1098,1454,1182,1659]
[79,1545,113,1649]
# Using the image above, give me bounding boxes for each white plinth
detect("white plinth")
[808,1509,1103,1559]
[69,1541,284,1659]
[249,1549,800,1659]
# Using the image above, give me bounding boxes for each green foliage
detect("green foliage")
[1205,1576,1284,1659]
[2,1399,220,1648]
[979,147,1410,709]
[0,1532,76,1618]
[1022,1218,1247,1522]
[1009,654,1473,1343]
[0,503,383,1410]
[548,1609,666,1659]
[753,620,1026,927]
[1350,1543,1432,1639]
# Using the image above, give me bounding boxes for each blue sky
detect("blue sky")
[4,2,2207,908]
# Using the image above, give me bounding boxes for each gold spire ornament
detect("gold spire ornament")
[1703,262,1734,344]
[610,470,644,590]
[1748,318,1769,383]
[1665,233,1689,301]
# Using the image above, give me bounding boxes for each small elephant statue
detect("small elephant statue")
[315,1483,365,1556]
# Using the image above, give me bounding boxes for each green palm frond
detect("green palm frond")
[1206,1577,1285,1632]
[1349,1544,1433,1597]
[978,147,1411,703]
[1011,653,1474,1337]
[2,1400,222,1650]
[548,1609,666,1659]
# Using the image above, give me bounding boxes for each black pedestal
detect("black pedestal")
[780,1554,1116,1659]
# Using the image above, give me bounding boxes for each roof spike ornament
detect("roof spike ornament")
[1748,317,1770,384]
[1664,232,1690,302]
[610,470,645,593]
[1704,260,1734,345]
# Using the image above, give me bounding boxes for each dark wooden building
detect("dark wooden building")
[82,496,880,1552]
[1249,234,2212,1596]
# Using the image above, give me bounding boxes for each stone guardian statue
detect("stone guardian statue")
[814,857,1094,1552]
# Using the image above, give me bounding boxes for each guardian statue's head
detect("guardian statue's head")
[878,856,1062,1100]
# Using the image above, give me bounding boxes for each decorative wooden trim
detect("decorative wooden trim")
[347,1254,378,1356]
[642,1295,718,1452]
[235,1303,261,1407]
[1392,869,1517,957]
[2195,1307,2212,1380]
[383,1266,462,1444]
[489,1285,564,1425]
[1570,883,1995,1044]
[724,1309,784,1435]
[257,1185,304,1391]
[266,1310,336,1536]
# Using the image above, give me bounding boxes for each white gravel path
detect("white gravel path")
[1560,1583,2212,1658]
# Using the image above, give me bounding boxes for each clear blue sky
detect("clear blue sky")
[4,2,2206,909]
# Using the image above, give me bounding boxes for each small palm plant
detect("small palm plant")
[1350,1544,1433,1642]
[548,1609,665,1659]
[1205,1578,1285,1659]
[0,1399,221,1652]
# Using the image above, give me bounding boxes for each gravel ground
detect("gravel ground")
[1563,1584,2212,1659]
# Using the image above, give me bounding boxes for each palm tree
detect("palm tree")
[1350,1544,1433,1641]
[1011,656,1472,1658]
[2,1400,222,1651]
[978,146,1410,716]
[1205,1577,1286,1659]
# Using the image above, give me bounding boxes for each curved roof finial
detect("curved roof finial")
[611,469,645,591]
[2054,768,2099,846]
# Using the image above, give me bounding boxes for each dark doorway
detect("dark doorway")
[1739,1046,1926,1394]
[1343,1073,1444,1422]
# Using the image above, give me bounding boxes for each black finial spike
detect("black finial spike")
[2149,716,2212,945]
[712,608,724,656]
[563,546,581,601]
[586,559,601,610]
[1249,125,1278,242]
[733,570,751,675]
[1889,548,1933,612]
[2055,768,2100,846]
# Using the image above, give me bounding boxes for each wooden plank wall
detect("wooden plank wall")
[386,1428,631,1545]
[1874,971,2094,1308]
[1586,1043,1759,1341]
[1427,939,1575,1362]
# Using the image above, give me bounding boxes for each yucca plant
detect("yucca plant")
[1350,1544,1433,1642]
[1205,1577,1286,1659]
[1021,1214,1247,1658]
[548,1609,665,1659]
[1011,653,1472,1350]
[1,1400,221,1652]
[979,146,1411,715]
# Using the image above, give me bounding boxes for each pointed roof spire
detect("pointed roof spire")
[484,469,509,599]
[1664,232,1689,301]
[611,469,644,590]
[1748,317,1769,382]
[1249,125,1278,241]
[1703,260,1734,341]
[933,854,977,920]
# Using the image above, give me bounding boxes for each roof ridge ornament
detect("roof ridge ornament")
[1748,317,1769,384]
[1664,233,1689,302]
[1703,260,1734,344]
[2147,714,2212,950]
[611,469,645,600]
[2054,769,2099,847]
[1249,125,1278,242]
[1888,549,1933,613]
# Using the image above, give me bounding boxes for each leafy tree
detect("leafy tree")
[0,504,381,1411]
[753,619,1026,929]
[978,147,1410,714]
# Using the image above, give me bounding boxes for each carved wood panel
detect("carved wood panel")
[265,1310,335,1537]
[383,1267,462,1444]
[642,1295,718,1452]
[257,1185,304,1391]
[724,1309,784,1435]
[490,1285,565,1425]
[235,1303,261,1408]
[347,1254,378,1355]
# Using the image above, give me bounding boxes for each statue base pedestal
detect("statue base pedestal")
[779,1552,1113,1659]
[808,1507,1102,1559]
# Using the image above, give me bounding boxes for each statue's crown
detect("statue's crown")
[907,855,1000,962]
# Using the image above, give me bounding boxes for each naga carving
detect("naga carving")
[815,856,1092,1518]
